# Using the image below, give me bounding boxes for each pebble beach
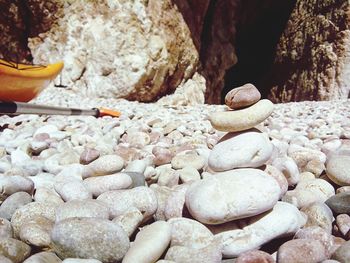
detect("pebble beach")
[1,86,350,263]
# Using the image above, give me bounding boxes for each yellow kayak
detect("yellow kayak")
[0,59,64,102]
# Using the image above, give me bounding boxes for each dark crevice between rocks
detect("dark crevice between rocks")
[222,0,296,103]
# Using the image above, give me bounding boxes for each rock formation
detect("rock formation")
[268,0,350,102]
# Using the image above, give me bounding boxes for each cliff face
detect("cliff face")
[268,0,350,102]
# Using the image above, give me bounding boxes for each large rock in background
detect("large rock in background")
[28,0,199,102]
[268,0,350,102]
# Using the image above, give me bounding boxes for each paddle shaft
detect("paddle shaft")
[0,101,100,117]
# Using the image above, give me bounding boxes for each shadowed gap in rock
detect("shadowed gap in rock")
[222,0,296,102]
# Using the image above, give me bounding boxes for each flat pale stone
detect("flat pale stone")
[168,217,214,249]
[185,169,280,224]
[171,152,205,170]
[326,154,350,186]
[225,83,261,110]
[83,173,132,197]
[209,99,274,132]
[122,221,171,263]
[55,181,92,201]
[82,154,125,178]
[272,156,300,185]
[97,186,157,219]
[264,165,288,198]
[56,200,109,222]
[34,187,64,207]
[63,259,101,263]
[216,202,306,257]
[0,175,34,199]
[164,184,190,220]
[112,207,143,237]
[150,184,173,221]
[208,131,273,172]
[51,217,129,262]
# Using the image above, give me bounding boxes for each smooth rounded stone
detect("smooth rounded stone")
[301,202,334,234]
[186,169,280,224]
[208,131,273,172]
[152,146,173,166]
[157,169,180,188]
[11,201,56,237]
[30,140,49,155]
[19,215,53,247]
[168,217,214,249]
[164,241,222,263]
[150,184,173,221]
[164,184,190,220]
[171,152,205,170]
[156,261,175,263]
[336,214,350,236]
[82,154,125,178]
[0,218,13,239]
[83,173,132,197]
[51,217,129,262]
[123,172,146,188]
[97,186,157,219]
[224,83,261,110]
[299,171,316,181]
[305,159,325,177]
[122,131,150,148]
[326,192,350,214]
[277,239,327,263]
[287,144,327,170]
[34,187,64,206]
[62,259,101,263]
[124,159,147,174]
[321,260,341,263]
[217,202,306,257]
[0,238,31,263]
[209,99,274,132]
[326,154,350,186]
[0,192,32,220]
[0,175,34,199]
[56,200,110,222]
[30,172,55,190]
[321,139,342,155]
[122,221,171,263]
[79,148,100,165]
[282,178,335,209]
[112,207,143,237]
[235,250,275,263]
[331,240,350,262]
[34,124,58,137]
[294,226,334,257]
[23,252,62,263]
[55,181,92,201]
[0,255,13,263]
[178,166,201,183]
[63,259,102,263]
[272,156,300,186]
[336,186,350,194]
[264,165,288,198]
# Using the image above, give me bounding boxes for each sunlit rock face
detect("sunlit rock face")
[28,0,199,102]
[269,0,350,102]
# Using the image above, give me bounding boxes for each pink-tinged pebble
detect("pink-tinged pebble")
[277,239,327,263]
[225,83,261,110]
[236,250,275,263]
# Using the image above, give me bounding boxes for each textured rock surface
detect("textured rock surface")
[28,0,198,102]
[269,0,350,102]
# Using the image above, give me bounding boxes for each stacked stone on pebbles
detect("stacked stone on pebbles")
[185,84,306,257]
